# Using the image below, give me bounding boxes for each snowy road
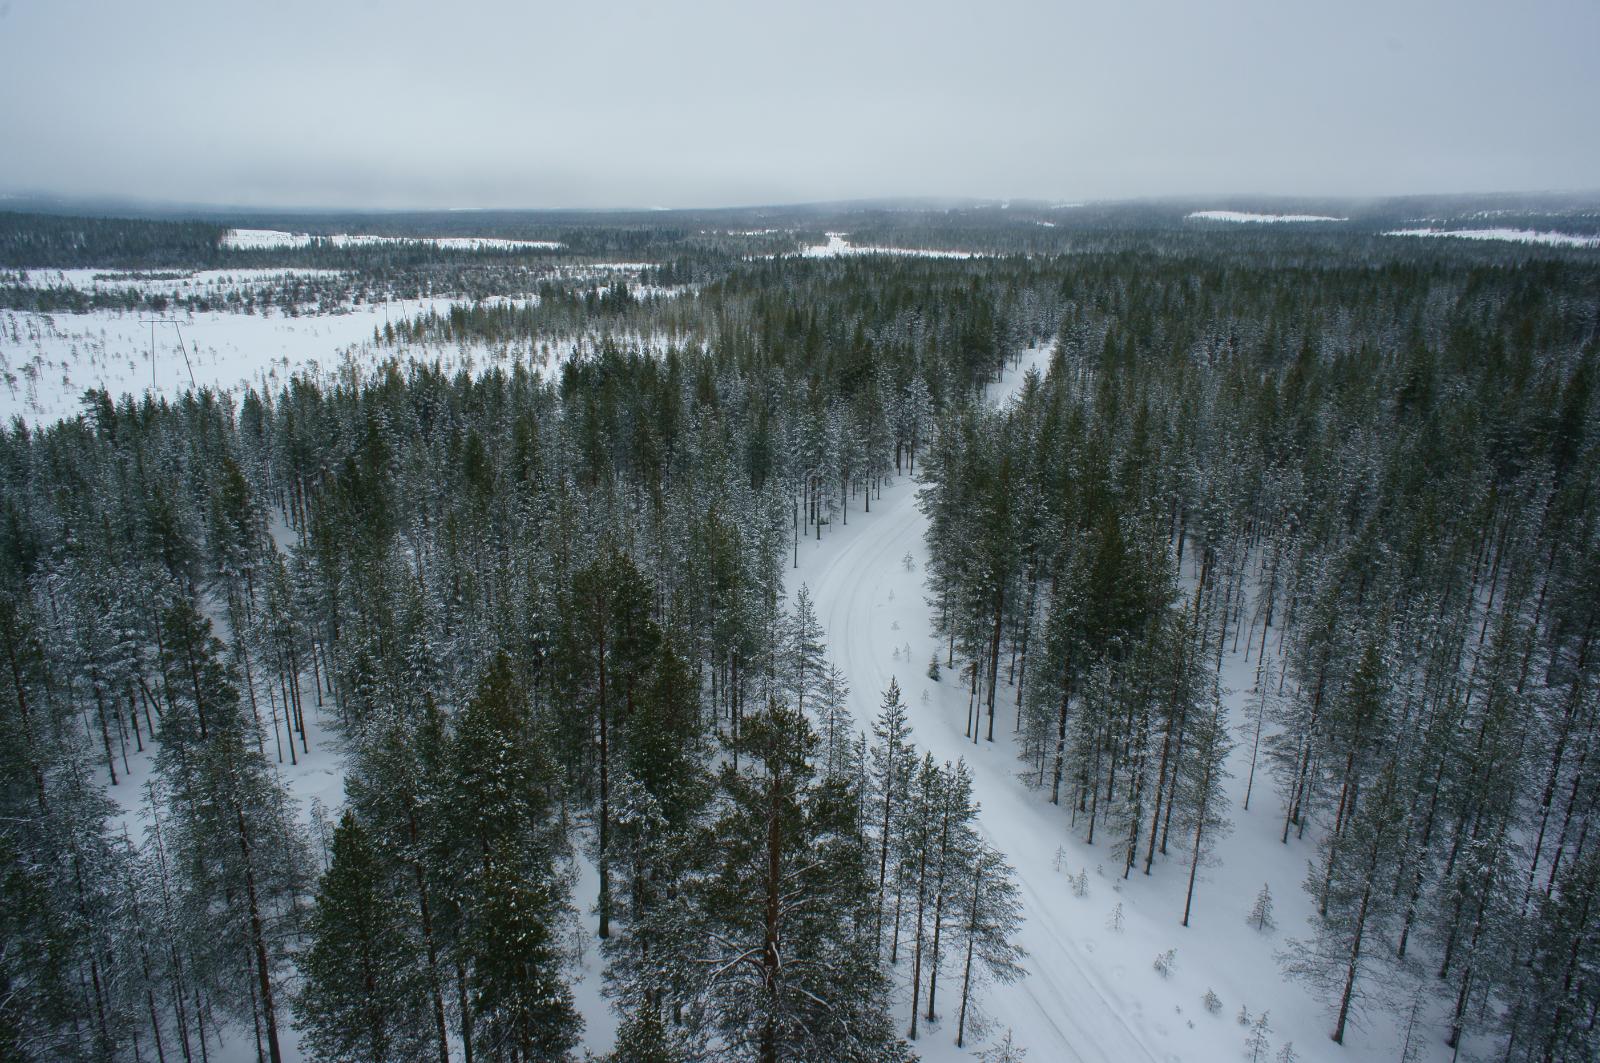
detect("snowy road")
[796,347,1172,1063]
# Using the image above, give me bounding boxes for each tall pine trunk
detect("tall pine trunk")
[985,583,1004,741]
[956,858,984,1049]
[236,807,282,1063]
[761,769,783,1063]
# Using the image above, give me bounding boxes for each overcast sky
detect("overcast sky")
[2,0,1596,210]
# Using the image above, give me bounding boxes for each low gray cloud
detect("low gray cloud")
[2,0,1596,209]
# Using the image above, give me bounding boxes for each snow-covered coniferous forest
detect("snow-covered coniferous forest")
[2,197,1599,1063]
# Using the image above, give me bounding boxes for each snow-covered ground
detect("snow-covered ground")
[1187,211,1348,224]
[221,228,564,251]
[801,233,983,259]
[103,641,347,1063]
[791,346,1458,1062]
[0,286,691,424]
[14,267,346,297]
[0,298,478,423]
[1384,227,1600,248]
[1458,209,1600,222]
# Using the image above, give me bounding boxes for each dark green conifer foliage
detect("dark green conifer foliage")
[298,812,430,1063]
[681,700,909,1063]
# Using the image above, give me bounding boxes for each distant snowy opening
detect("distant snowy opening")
[1384,227,1600,249]
[222,228,564,251]
[800,232,980,259]
[1187,210,1349,224]
[19,267,344,295]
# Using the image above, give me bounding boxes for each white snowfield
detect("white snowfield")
[0,257,689,425]
[801,232,982,259]
[15,267,346,298]
[221,228,564,251]
[0,299,456,424]
[1187,211,1348,224]
[1384,227,1600,248]
[0,296,654,425]
[793,347,1446,1062]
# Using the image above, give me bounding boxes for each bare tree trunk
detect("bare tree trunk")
[1332,877,1372,1045]
[406,802,451,1063]
[986,583,1004,741]
[908,817,930,1040]
[1050,676,1071,805]
[926,797,952,1022]
[236,807,283,1063]
[956,858,984,1049]
[761,767,783,1063]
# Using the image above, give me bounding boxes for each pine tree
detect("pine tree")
[605,638,711,1023]
[1284,761,1406,1044]
[1500,847,1600,1062]
[1248,883,1275,932]
[954,845,1026,1048]
[1179,685,1232,927]
[147,593,308,1063]
[297,812,431,1063]
[343,700,454,1063]
[815,663,852,780]
[676,699,908,1063]
[558,547,661,940]
[607,1001,686,1063]
[439,652,573,1063]
[870,678,917,956]
[468,841,581,1061]
[981,1028,1027,1063]
[906,753,940,1039]
[782,584,828,719]
[1244,1011,1271,1063]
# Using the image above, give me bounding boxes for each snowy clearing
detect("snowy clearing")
[13,266,345,297]
[1187,211,1349,224]
[0,298,631,425]
[221,228,565,251]
[1,300,443,422]
[801,232,983,259]
[1384,227,1600,248]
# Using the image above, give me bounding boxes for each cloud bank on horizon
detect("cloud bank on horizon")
[1,0,1597,210]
